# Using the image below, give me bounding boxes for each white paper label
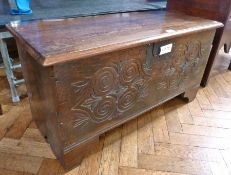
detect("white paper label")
[159,43,173,55]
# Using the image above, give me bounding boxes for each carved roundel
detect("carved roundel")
[118,87,139,111]
[93,96,116,122]
[175,44,187,59]
[165,66,176,77]
[120,59,140,84]
[93,67,117,96]
[192,41,202,58]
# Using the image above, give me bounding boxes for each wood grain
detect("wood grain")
[167,0,231,87]
[7,11,222,66]
[137,113,155,155]
[138,154,212,175]
[0,59,231,174]
[4,7,225,171]
[5,106,32,139]
[120,119,138,167]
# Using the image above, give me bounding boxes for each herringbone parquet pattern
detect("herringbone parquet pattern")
[0,53,231,175]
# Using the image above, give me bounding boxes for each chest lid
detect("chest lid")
[7,11,222,66]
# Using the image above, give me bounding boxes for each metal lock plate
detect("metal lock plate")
[144,41,175,74]
[154,40,175,58]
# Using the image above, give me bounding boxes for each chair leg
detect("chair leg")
[224,44,229,53]
[0,104,2,115]
[0,37,20,103]
[226,43,231,70]
[200,35,220,87]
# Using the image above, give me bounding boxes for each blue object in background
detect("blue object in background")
[11,0,32,15]
[1,0,167,26]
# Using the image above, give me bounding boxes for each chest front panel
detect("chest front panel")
[54,31,214,149]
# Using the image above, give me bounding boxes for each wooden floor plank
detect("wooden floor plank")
[0,152,43,174]
[98,127,121,175]
[209,78,230,98]
[164,100,182,133]
[37,159,65,175]
[209,161,230,175]
[138,154,212,175]
[0,105,26,140]
[137,113,155,155]
[203,85,221,104]
[150,107,170,144]
[5,106,32,139]
[176,100,194,125]
[196,89,213,110]
[154,143,223,162]
[0,138,55,159]
[119,118,138,168]
[191,116,231,129]
[65,167,80,175]
[210,103,231,112]
[187,99,204,117]
[203,110,231,120]
[0,89,12,104]
[181,124,231,138]
[119,167,188,175]
[0,168,34,175]
[221,149,231,173]
[215,74,231,93]
[169,132,231,149]
[218,97,231,104]
[21,128,47,143]
[222,71,231,85]
[77,135,104,175]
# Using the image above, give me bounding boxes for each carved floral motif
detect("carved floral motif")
[93,67,117,96]
[72,59,150,127]
[118,87,139,111]
[72,39,205,128]
[156,40,204,90]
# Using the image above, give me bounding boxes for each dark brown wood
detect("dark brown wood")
[63,136,99,170]
[223,19,231,71]
[219,9,231,70]
[167,0,231,86]
[6,11,221,66]
[53,31,216,148]
[222,13,231,54]
[181,86,199,102]
[7,11,222,170]
[16,45,64,166]
[0,104,2,115]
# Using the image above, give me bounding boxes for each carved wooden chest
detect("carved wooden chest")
[7,11,222,170]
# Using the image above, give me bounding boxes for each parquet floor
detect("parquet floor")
[0,51,231,175]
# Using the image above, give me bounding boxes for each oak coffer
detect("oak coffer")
[6,11,222,170]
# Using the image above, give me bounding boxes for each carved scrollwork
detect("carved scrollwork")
[93,96,116,122]
[81,95,101,110]
[72,80,89,94]
[157,40,204,91]
[73,107,91,128]
[71,58,151,127]
[118,87,139,111]
[72,96,117,126]
[120,59,141,84]
[93,67,117,96]
[165,66,176,77]
[175,44,188,61]
[71,38,206,128]
[191,41,203,58]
